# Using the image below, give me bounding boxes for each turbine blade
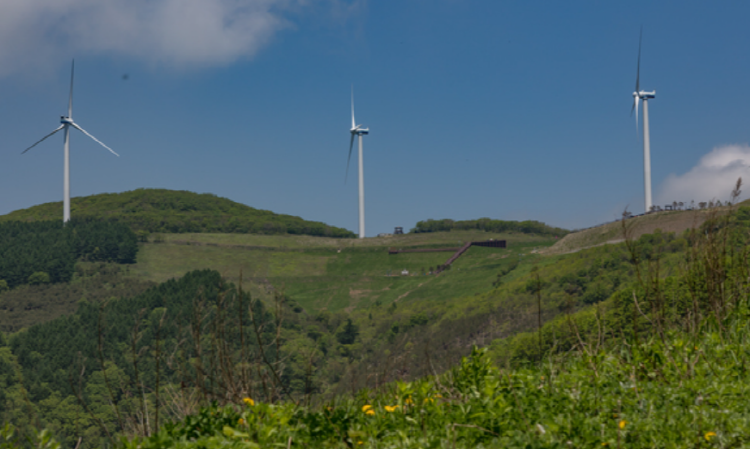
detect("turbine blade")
[635,26,642,93]
[70,122,119,156]
[68,59,75,118]
[351,85,356,129]
[22,125,64,154]
[345,133,355,184]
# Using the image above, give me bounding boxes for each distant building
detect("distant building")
[377,233,392,237]
[394,227,404,235]
[401,269,409,276]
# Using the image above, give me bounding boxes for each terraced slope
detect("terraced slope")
[130,230,554,312]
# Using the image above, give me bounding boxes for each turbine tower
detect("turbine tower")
[22,60,119,223]
[631,27,656,213]
[345,87,369,239]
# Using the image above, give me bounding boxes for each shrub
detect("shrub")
[27,272,50,285]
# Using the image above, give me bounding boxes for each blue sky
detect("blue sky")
[1,1,750,235]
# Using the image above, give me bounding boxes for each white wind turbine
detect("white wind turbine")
[631,27,656,213]
[345,87,369,239]
[22,60,119,223]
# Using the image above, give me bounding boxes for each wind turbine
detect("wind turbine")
[631,27,656,213]
[345,87,369,239]
[22,60,119,223]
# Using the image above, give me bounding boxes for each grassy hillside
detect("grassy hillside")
[541,208,710,255]
[6,200,747,448]
[4,198,749,448]
[129,230,555,312]
[0,189,355,238]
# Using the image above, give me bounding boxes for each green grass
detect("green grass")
[129,231,555,312]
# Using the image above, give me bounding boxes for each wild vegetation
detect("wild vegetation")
[0,219,138,289]
[411,217,567,237]
[0,189,355,238]
[2,186,750,447]
[0,263,155,333]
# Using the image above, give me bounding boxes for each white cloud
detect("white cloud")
[0,0,329,77]
[657,144,750,204]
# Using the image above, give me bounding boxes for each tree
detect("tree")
[27,272,50,285]
[336,319,359,345]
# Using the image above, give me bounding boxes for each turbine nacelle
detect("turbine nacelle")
[60,116,73,125]
[634,90,656,99]
[350,126,369,135]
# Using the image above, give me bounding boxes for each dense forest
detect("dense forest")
[0,219,138,289]
[411,217,568,236]
[0,189,355,238]
[1,269,329,449]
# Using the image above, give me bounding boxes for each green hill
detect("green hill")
[3,201,748,449]
[0,189,355,238]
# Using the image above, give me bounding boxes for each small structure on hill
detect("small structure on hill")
[394,227,404,235]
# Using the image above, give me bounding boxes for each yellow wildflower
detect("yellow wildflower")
[423,397,434,404]
[365,409,375,416]
[705,432,717,441]
[361,404,373,413]
[384,405,399,412]
[242,397,255,407]
[619,420,626,430]
[434,394,442,398]
[238,418,245,425]
[404,396,414,405]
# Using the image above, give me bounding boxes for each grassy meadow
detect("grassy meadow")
[128,231,556,312]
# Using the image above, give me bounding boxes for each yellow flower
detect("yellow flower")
[365,409,375,416]
[434,394,442,398]
[423,398,434,404]
[705,432,717,441]
[238,418,245,425]
[357,441,363,446]
[619,420,626,430]
[384,405,399,412]
[361,404,373,413]
[242,397,255,406]
[404,396,414,405]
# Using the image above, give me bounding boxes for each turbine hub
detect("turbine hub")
[60,116,73,124]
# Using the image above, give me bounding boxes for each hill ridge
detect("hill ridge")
[0,188,356,238]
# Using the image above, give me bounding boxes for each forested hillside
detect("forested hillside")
[0,219,138,289]
[0,189,355,238]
